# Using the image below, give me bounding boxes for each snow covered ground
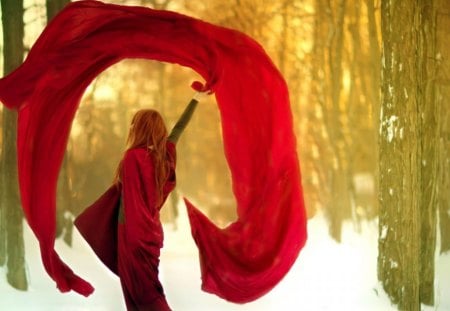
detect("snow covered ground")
[1,206,449,311]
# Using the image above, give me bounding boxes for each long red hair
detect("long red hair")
[115,109,169,206]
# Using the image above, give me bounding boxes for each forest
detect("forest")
[0,0,449,310]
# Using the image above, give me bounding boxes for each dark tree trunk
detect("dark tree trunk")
[0,0,27,291]
[0,168,3,267]
[46,0,73,242]
[436,0,450,255]
[57,154,73,245]
[378,0,438,308]
[417,3,438,305]
[46,0,70,22]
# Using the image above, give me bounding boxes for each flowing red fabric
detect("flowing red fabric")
[0,0,307,303]
[117,146,175,310]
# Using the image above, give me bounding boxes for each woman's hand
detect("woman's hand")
[193,91,211,102]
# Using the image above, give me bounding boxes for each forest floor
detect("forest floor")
[0,206,449,311]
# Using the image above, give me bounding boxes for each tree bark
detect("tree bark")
[436,0,450,255]
[325,0,350,242]
[0,162,4,266]
[46,0,70,23]
[417,2,438,305]
[378,0,438,308]
[366,0,381,116]
[46,0,72,242]
[0,128,4,266]
[0,0,27,291]
[365,0,381,220]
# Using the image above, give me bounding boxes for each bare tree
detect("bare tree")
[437,0,450,254]
[378,0,439,308]
[0,0,27,291]
[45,0,73,243]
[46,0,69,22]
[308,0,354,241]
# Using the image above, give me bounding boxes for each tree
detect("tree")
[0,0,27,291]
[436,0,450,254]
[46,0,69,22]
[308,0,357,241]
[46,0,72,243]
[377,0,440,308]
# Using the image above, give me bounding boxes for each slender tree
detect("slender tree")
[0,0,27,290]
[365,0,381,219]
[309,0,353,241]
[346,0,379,222]
[46,0,69,22]
[436,0,450,254]
[46,0,72,242]
[0,137,3,266]
[378,0,439,308]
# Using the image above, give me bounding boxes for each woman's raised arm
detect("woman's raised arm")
[167,92,209,143]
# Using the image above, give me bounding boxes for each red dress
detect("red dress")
[75,142,176,311]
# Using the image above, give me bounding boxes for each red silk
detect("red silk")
[74,184,121,276]
[0,0,307,303]
[118,146,175,309]
[76,142,176,309]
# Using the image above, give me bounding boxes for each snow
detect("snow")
[385,115,398,143]
[381,226,388,240]
[389,260,399,269]
[388,84,394,97]
[1,207,449,311]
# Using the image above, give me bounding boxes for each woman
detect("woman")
[75,92,205,311]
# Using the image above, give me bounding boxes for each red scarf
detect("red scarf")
[0,0,307,303]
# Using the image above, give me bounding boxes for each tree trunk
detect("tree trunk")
[46,0,70,23]
[46,0,72,242]
[436,0,450,255]
[0,163,4,266]
[378,0,438,308]
[57,154,73,245]
[306,0,333,216]
[324,0,350,242]
[366,0,381,116]
[0,0,27,291]
[0,128,4,266]
[417,2,438,305]
[365,0,381,219]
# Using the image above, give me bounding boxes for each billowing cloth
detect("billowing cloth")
[74,184,121,276]
[0,0,307,303]
[118,145,175,310]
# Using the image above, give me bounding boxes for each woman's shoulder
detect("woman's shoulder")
[124,143,175,161]
[166,140,176,151]
[124,147,148,161]
[166,140,176,159]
